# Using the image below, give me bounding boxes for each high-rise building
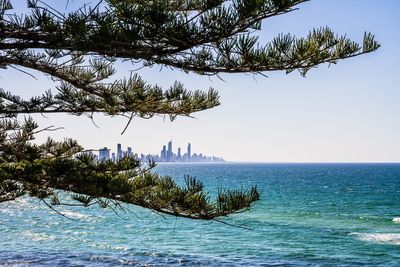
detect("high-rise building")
[127,147,132,156]
[187,142,191,161]
[111,152,115,162]
[117,143,122,159]
[167,140,173,161]
[99,147,110,161]
[161,145,167,161]
[177,147,181,159]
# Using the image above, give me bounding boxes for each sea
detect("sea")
[1,163,399,266]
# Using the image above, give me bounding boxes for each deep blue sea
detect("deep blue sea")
[1,163,400,266]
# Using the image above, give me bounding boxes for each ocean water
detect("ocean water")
[1,163,400,266]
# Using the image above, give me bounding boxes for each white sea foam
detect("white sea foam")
[61,210,90,220]
[392,217,400,223]
[113,245,129,251]
[23,231,55,241]
[89,243,128,251]
[351,233,400,245]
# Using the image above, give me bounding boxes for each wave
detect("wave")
[61,210,91,220]
[356,215,400,224]
[89,243,130,251]
[23,231,56,242]
[350,232,400,245]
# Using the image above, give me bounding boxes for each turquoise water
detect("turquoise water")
[1,163,400,266]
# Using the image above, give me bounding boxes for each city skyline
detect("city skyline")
[96,141,225,163]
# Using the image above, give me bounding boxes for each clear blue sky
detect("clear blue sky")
[2,0,400,162]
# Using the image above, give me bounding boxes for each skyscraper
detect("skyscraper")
[167,140,173,161]
[127,147,132,156]
[161,145,167,161]
[99,147,110,161]
[117,143,122,159]
[187,142,191,161]
[177,147,181,159]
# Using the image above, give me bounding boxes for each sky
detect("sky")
[1,0,400,162]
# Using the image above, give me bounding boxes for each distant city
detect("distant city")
[95,141,225,163]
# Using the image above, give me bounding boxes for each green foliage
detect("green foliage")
[0,118,259,219]
[0,0,379,219]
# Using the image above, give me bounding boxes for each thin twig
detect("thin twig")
[42,199,75,220]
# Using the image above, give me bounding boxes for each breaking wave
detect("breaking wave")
[392,217,400,223]
[351,233,400,245]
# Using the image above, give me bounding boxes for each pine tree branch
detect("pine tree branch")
[0,0,380,220]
